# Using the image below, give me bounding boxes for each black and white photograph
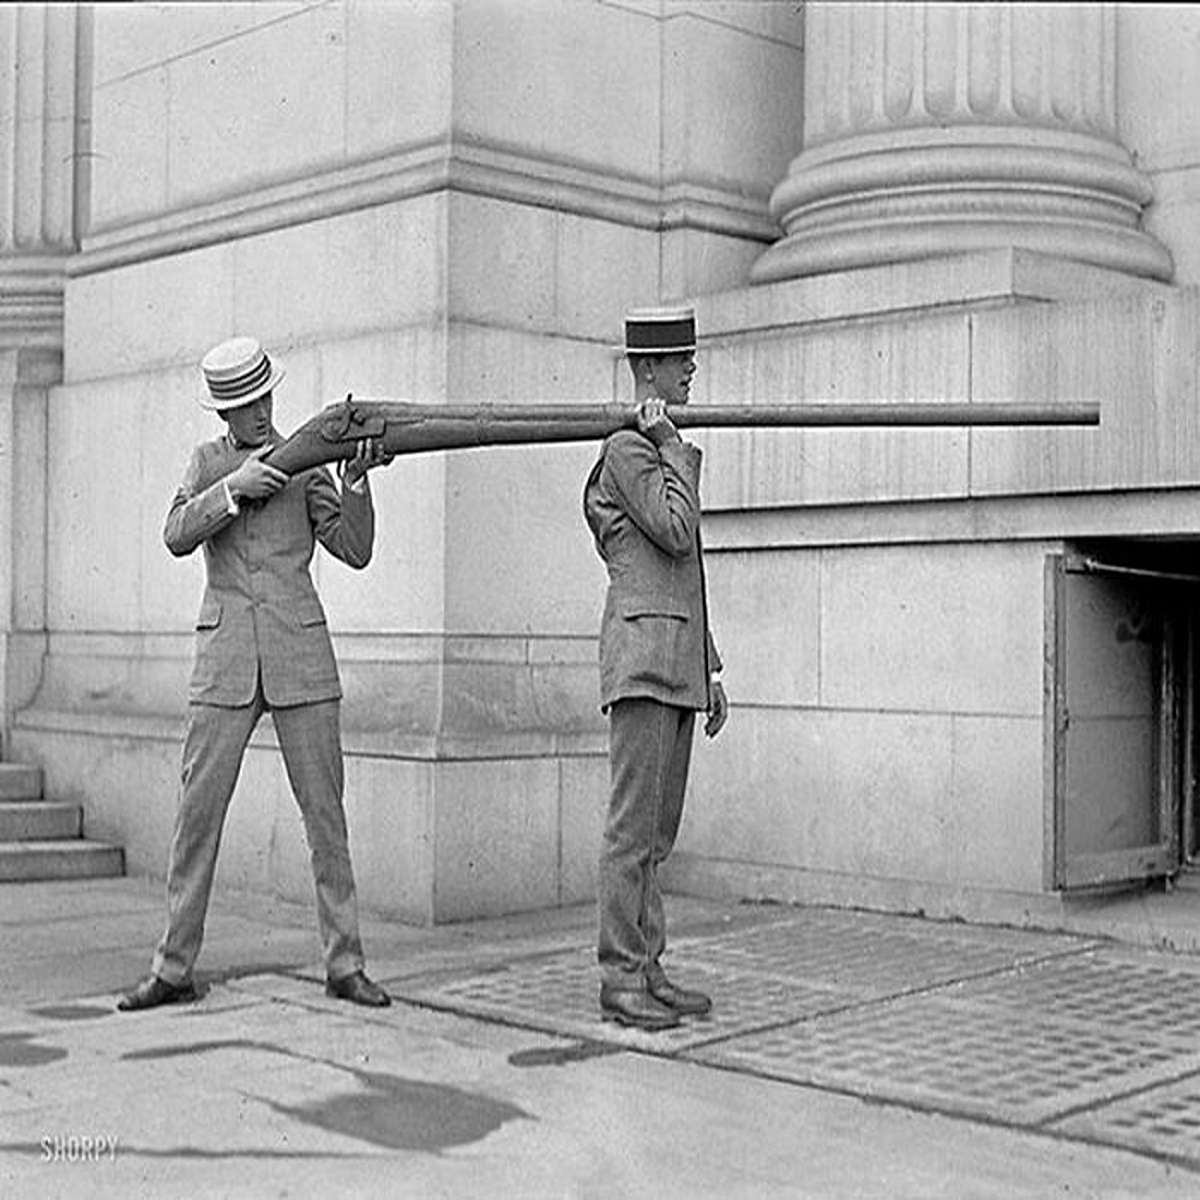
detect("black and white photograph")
[2,2,1200,1196]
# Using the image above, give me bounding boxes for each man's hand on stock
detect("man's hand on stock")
[227,447,288,502]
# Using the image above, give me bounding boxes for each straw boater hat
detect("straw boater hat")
[199,336,286,411]
[623,304,696,355]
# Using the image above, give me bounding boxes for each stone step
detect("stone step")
[0,762,43,801]
[0,840,125,882]
[0,801,81,841]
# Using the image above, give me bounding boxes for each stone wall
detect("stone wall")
[8,0,805,921]
[8,2,1200,922]
[671,269,1200,918]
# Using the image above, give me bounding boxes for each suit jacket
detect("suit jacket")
[164,431,374,708]
[584,429,721,712]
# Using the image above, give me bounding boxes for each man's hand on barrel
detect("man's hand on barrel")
[636,397,680,447]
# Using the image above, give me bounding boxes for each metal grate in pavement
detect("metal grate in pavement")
[672,909,1085,996]
[686,994,1198,1126]
[391,945,864,1052]
[1051,1074,1200,1163]
[386,908,1200,1155]
[943,949,1200,1047]
[389,910,1089,1054]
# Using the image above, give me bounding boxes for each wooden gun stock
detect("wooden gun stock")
[262,396,1101,476]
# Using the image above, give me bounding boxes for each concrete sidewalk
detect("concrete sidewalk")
[2,877,1199,1198]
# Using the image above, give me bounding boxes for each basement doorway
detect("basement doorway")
[1046,543,1200,892]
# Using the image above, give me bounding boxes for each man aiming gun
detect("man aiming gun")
[119,336,393,1012]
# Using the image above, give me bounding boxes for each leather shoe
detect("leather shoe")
[599,984,681,1031]
[325,970,391,1007]
[648,976,712,1016]
[117,975,197,1012]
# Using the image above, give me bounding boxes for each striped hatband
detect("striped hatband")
[199,336,286,411]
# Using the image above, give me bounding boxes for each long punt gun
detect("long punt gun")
[262,396,1101,476]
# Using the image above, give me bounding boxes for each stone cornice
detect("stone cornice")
[70,139,777,278]
[703,487,1200,551]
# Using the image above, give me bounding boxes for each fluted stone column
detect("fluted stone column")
[0,3,81,730]
[752,2,1173,283]
[0,2,78,346]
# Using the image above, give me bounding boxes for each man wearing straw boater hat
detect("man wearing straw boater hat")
[119,336,393,1011]
[583,304,729,1031]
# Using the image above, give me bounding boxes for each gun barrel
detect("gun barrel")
[262,398,1100,476]
[670,401,1100,428]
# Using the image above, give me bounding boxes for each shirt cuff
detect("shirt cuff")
[341,470,367,495]
[222,480,239,514]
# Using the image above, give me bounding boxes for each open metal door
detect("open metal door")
[1046,555,1183,890]
[1183,609,1199,867]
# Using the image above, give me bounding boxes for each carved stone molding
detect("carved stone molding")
[0,255,67,349]
[71,139,778,279]
[753,2,1173,283]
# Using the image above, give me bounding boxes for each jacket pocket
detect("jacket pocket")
[618,596,689,622]
[195,599,222,630]
[616,595,689,693]
[296,600,328,629]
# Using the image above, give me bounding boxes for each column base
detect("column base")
[753,127,1174,284]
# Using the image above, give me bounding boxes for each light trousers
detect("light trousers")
[152,686,364,985]
[598,697,695,990]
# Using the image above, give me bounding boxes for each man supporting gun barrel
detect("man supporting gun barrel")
[583,305,729,1032]
[119,336,392,1012]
